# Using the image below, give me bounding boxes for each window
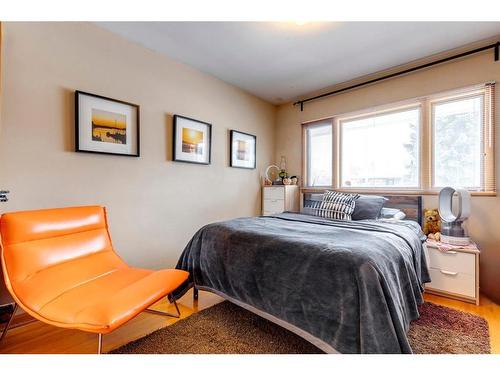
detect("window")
[305,122,332,186]
[340,107,420,188]
[432,95,483,190]
[303,83,495,194]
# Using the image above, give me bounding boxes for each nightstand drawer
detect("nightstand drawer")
[263,187,284,200]
[428,247,475,276]
[263,198,285,214]
[427,268,475,298]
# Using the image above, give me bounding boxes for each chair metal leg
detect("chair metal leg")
[97,333,103,354]
[145,294,181,318]
[0,303,18,343]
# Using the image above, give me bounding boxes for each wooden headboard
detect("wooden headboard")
[302,192,423,226]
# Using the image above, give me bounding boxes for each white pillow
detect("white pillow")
[380,207,406,220]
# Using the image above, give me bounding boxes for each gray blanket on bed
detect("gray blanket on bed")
[174,213,430,354]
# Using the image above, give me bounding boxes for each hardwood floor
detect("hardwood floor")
[0,290,223,354]
[0,290,498,354]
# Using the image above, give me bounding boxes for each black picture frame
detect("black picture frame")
[230,130,256,169]
[173,114,212,165]
[75,90,140,157]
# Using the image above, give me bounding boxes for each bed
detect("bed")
[173,193,430,354]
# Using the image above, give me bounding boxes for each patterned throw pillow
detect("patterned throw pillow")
[316,191,360,220]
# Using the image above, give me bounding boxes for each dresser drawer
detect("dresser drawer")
[263,187,284,200]
[427,268,476,298]
[428,247,475,276]
[263,198,285,214]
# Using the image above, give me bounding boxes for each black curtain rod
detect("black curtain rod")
[294,41,500,111]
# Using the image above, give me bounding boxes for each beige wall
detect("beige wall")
[276,51,500,303]
[0,22,276,304]
[1,22,499,306]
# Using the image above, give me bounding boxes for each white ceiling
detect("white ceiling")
[96,22,500,104]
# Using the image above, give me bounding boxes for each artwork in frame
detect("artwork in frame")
[75,90,140,157]
[230,130,256,169]
[173,115,212,165]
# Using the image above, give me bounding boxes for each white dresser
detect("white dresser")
[424,241,480,305]
[262,185,300,216]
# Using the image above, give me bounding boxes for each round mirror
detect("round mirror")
[265,165,280,183]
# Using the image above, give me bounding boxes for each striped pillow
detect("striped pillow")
[316,191,360,220]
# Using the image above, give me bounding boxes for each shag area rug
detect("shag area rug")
[111,301,490,354]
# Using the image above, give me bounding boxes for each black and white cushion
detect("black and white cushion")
[316,191,360,220]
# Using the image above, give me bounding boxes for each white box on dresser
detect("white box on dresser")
[262,185,300,215]
[424,240,480,305]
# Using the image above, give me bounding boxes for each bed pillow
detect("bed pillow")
[317,191,360,220]
[380,207,406,220]
[352,195,387,220]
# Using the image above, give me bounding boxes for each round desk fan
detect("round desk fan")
[438,187,471,246]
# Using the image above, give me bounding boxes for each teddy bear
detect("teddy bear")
[423,208,441,240]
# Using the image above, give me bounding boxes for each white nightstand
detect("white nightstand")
[262,185,299,216]
[424,240,480,305]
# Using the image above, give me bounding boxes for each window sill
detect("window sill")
[300,187,497,197]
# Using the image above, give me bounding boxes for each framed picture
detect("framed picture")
[230,130,256,169]
[173,115,212,165]
[75,90,140,157]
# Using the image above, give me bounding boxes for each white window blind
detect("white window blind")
[431,83,495,192]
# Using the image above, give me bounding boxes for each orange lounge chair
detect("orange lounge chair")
[0,206,189,353]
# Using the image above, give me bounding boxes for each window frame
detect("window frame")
[429,90,486,192]
[302,84,496,196]
[337,103,423,192]
[302,119,334,188]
